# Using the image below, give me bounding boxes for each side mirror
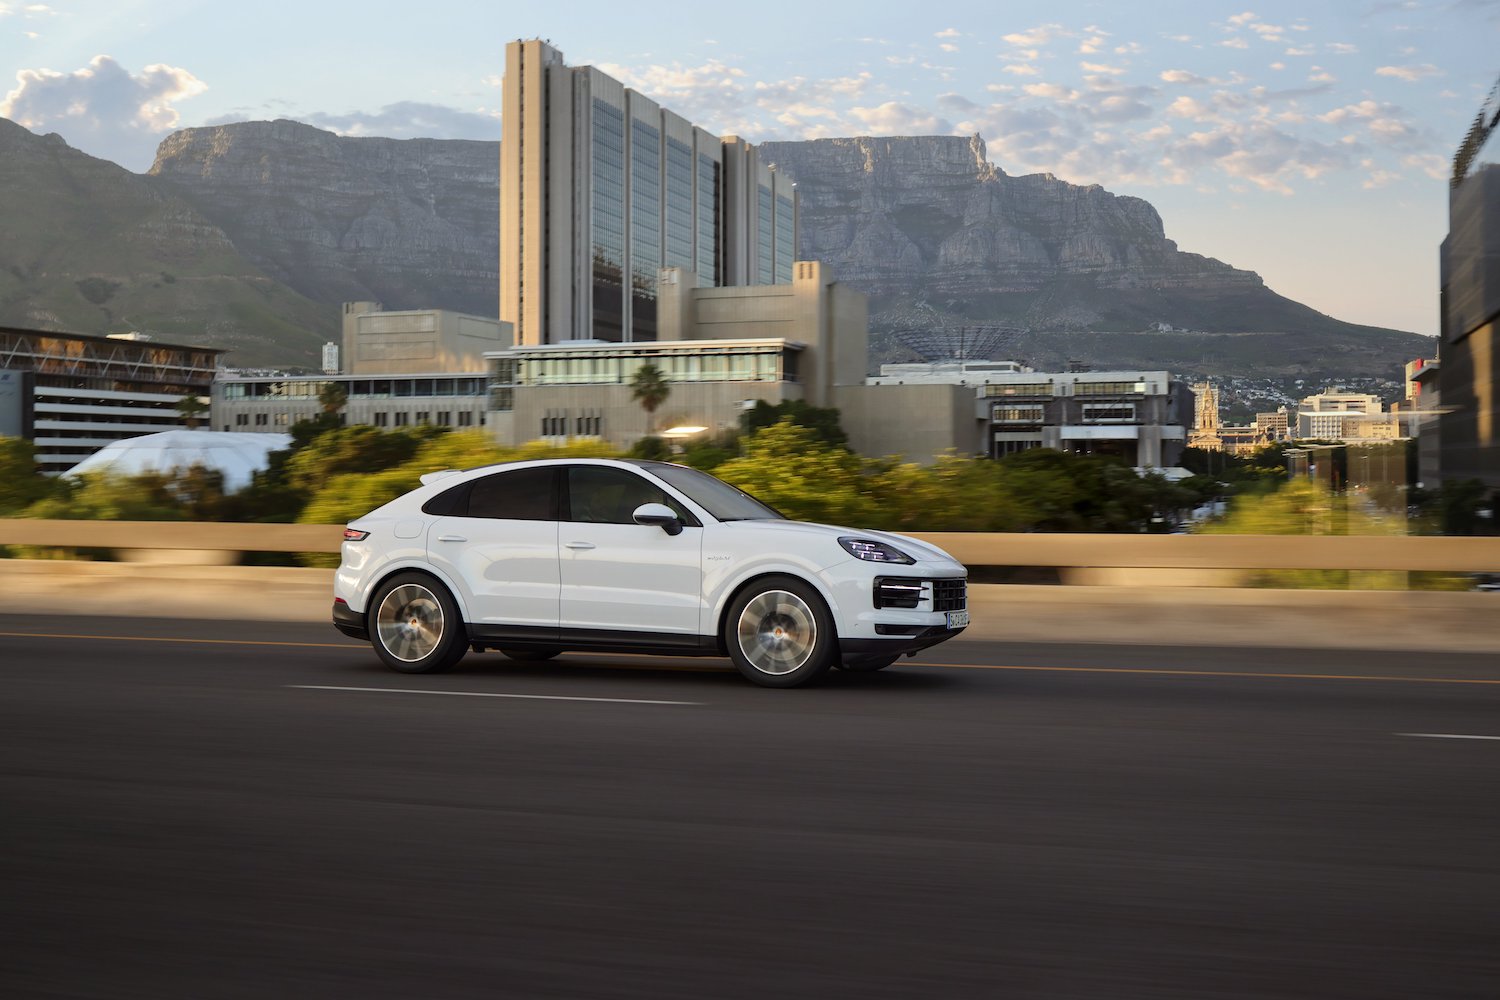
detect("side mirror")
[632,502,683,536]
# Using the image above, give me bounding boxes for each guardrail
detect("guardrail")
[4,519,1500,573]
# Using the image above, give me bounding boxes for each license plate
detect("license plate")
[946,610,970,629]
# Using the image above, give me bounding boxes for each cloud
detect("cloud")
[1219,37,1250,49]
[1080,62,1126,76]
[1326,43,1358,55]
[294,101,500,140]
[939,43,959,53]
[1002,24,1067,48]
[0,54,206,171]
[847,101,953,135]
[1375,64,1440,82]
[1227,11,1259,27]
[1002,64,1041,76]
[934,27,960,38]
[1160,69,1208,85]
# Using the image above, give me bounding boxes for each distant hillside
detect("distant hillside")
[0,118,333,367]
[1,118,1429,378]
[148,119,499,319]
[759,135,1431,378]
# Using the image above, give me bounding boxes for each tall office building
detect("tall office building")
[500,39,797,347]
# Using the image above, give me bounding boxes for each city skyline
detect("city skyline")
[2,0,1494,339]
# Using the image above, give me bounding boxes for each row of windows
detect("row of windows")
[221,378,486,400]
[540,412,604,437]
[984,381,1154,398]
[491,348,795,387]
[423,465,695,527]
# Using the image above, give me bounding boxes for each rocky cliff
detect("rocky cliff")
[0,117,333,365]
[149,120,499,320]
[760,135,1427,375]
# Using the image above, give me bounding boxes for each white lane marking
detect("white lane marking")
[1396,733,1500,741]
[288,684,700,706]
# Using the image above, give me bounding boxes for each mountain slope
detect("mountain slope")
[148,119,499,319]
[0,118,334,366]
[759,134,1430,377]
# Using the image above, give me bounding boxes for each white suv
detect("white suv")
[332,458,968,687]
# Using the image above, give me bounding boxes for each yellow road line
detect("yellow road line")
[2,630,1498,686]
[0,630,354,649]
[916,662,1500,685]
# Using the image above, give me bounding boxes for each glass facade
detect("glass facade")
[775,193,795,284]
[664,137,694,272]
[489,344,798,390]
[629,118,662,342]
[221,377,486,400]
[757,185,775,285]
[697,153,720,285]
[984,382,1055,397]
[590,99,626,342]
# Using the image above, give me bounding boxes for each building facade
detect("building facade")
[339,302,509,375]
[1439,75,1500,492]
[500,39,796,347]
[487,260,863,449]
[0,327,222,475]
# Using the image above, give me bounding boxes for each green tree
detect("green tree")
[711,420,876,526]
[175,394,210,429]
[746,399,848,449]
[630,363,670,434]
[318,381,348,416]
[0,437,57,514]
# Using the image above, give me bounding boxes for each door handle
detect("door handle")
[437,535,468,543]
[564,541,596,550]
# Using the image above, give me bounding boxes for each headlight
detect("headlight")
[838,536,915,564]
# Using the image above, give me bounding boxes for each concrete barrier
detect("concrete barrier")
[0,560,1494,654]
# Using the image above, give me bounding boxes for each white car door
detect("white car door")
[558,465,703,637]
[425,465,560,628]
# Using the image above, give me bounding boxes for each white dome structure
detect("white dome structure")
[64,431,293,493]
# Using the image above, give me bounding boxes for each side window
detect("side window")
[566,466,695,526]
[464,467,556,520]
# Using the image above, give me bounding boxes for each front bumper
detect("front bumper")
[841,624,965,662]
[332,601,369,641]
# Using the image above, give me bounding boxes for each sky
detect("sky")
[1,1,1496,339]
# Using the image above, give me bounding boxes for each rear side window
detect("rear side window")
[422,467,556,520]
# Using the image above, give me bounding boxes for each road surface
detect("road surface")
[3,614,1498,998]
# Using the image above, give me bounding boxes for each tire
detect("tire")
[499,648,560,662]
[838,654,900,672]
[369,573,468,674]
[724,575,837,688]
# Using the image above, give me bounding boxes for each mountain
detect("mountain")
[148,119,499,320]
[0,117,334,367]
[759,134,1430,378]
[2,119,1427,378]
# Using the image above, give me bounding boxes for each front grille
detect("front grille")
[931,578,967,612]
[873,577,967,612]
[874,577,924,609]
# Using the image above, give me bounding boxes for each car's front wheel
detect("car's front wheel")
[724,576,837,688]
[370,573,468,674]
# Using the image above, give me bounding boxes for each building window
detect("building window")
[985,382,1054,397]
[235,413,249,427]
[416,411,430,425]
[1075,381,1147,396]
[437,411,451,426]
[394,412,409,427]
[992,405,1045,423]
[1082,403,1137,423]
[274,412,290,426]
[458,411,473,427]
[374,412,389,427]
[254,413,268,426]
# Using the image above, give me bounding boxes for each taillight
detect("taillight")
[343,528,370,542]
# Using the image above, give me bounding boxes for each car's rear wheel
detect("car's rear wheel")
[499,648,560,661]
[370,573,468,674]
[838,653,900,672]
[724,576,836,688]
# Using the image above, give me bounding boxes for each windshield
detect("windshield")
[631,462,783,522]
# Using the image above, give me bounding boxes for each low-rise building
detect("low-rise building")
[1,326,222,474]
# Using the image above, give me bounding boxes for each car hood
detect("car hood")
[718,518,961,567]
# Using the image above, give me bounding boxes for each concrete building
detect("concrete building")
[213,304,509,434]
[499,39,796,347]
[0,326,222,475]
[339,302,509,375]
[487,260,862,448]
[1294,388,1389,441]
[1438,76,1500,492]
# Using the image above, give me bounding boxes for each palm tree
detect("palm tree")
[630,363,670,434]
[318,382,348,417]
[176,394,209,430]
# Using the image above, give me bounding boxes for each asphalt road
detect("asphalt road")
[3,613,1499,999]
